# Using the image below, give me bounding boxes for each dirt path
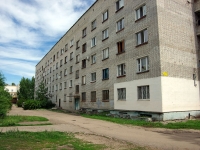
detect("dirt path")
[1,106,200,150]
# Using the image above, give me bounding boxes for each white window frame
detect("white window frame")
[138,85,150,100]
[70,52,73,60]
[117,63,126,77]
[136,29,148,45]
[70,66,73,73]
[82,75,86,85]
[91,72,96,82]
[91,37,96,47]
[117,88,126,100]
[82,28,87,37]
[64,82,67,89]
[135,5,146,20]
[76,54,80,63]
[91,54,96,64]
[102,48,109,60]
[102,28,109,40]
[116,18,124,32]
[137,56,149,72]
[70,39,74,47]
[102,10,108,22]
[116,0,124,11]
[69,80,73,88]
[64,69,67,76]
[91,19,96,30]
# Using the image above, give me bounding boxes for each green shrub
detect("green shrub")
[45,101,56,109]
[23,100,41,110]
[16,99,25,107]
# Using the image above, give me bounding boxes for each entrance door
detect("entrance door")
[75,98,80,110]
[59,99,61,107]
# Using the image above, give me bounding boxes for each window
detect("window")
[91,20,96,30]
[57,52,59,58]
[70,39,74,47]
[102,28,109,40]
[91,72,96,82]
[136,29,148,45]
[116,0,124,11]
[60,59,63,67]
[64,82,67,89]
[76,54,80,63]
[70,52,73,60]
[56,62,58,69]
[56,73,58,80]
[69,93,72,102]
[60,71,62,79]
[76,70,79,79]
[82,92,86,102]
[52,85,54,92]
[118,88,126,100]
[82,59,86,69]
[70,66,73,73]
[82,28,87,38]
[91,54,96,64]
[50,67,52,73]
[60,83,62,90]
[64,94,67,102]
[102,48,109,60]
[102,10,108,22]
[76,40,80,49]
[65,44,68,51]
[91,37,96,47]
[69,80,73,88]
[117,63,126,77]
[102,68,109,80]
[64,69,67,76]
[53,55,55,61]
[52,75,54,81]
[55,84,58,91]
[82,75,86,85]
[61,49,64,55]
[136,5,146,20]
[102,90,109,101]
[138,86,150,99]
[117,40,125,54]
[116,18,124,32]
[76,85,79,94]
[91,91,96,102]
[82,43,87,53]
[65,56,67,63]
[137,56,149,72]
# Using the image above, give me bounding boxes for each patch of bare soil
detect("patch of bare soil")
[19,121,51,125]
[75,133,155,150]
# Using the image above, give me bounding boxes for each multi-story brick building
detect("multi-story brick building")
[35,0,200,120]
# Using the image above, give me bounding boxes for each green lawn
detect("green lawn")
[82,114,200,130]
[0,131,105,150]
[0,115,49,127]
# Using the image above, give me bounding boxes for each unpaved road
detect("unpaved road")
[1,106,200,150]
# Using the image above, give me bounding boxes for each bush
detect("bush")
[16,99,25,107]
[23,100,41,110]
[45,101,56,109]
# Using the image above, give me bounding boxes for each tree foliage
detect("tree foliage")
[17,77,35,100]
[0,72,12,118]
[35,82,49,108]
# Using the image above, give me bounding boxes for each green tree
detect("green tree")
[11,83,16,86]
[17,77,35,100]
[0,72,12,118]
[35,82,49,108]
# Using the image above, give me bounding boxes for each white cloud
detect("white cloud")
[0,0,95,83]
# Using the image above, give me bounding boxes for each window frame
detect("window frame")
[82,75,86,85]
[91,37,96,47]
[82,59,86,69]
[117,63,126,77]
[102,48,109,60]
[82,92,86,102]
[76,70,79,79]
[116,0,124,12]
[117,40,125,54]
[76,54,80,63]
[91,54,96,64]
[82,43,87,53]
[116,18,124,32]
[102,10,108,22]
[135,5,146,21]
[91,72,96,82]
[137,56,149,73]
[82,28,87,38]
[102,90,109,101]
[117,88,126,100]
[91,19,96,31]
[70,52,73,60]
[138,85,150,100]
[136,29,148,46]
[102,68,109,80]
[102,28,109,41]
[91,91,96,102]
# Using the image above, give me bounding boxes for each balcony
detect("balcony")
[194,1,200,13]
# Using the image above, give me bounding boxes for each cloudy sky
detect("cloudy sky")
[0,0,95,85]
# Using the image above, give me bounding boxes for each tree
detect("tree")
[11,83,16,86]
[17,77,35,100]
[0,72,5,86]
[35,82,49,107]
[0,72,12,118]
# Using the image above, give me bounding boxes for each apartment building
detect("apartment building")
[35,0,200,120]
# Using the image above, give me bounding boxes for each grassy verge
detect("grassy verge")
[82,114,200,130]
[0,115,49,127]
[0,131,105,150]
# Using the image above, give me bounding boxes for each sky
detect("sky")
[0,0,95,85]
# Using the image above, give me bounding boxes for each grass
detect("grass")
[0,130,105,150]
[0,115,49,127]
[82,114,200,130]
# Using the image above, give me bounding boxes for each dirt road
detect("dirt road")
[1,106,200,150]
